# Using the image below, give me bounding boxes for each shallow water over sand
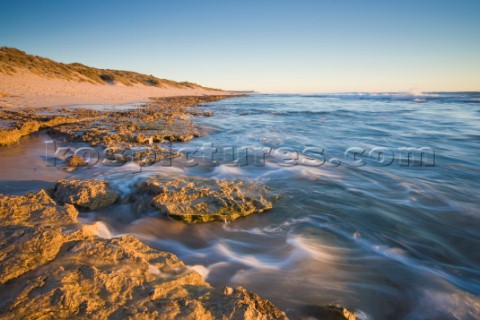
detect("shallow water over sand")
[1,93,480,319]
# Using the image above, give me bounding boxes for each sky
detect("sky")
[1,0,479,93]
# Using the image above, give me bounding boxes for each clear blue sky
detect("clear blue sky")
[1,0,479,92]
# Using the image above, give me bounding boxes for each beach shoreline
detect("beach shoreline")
[0,48,359,319]
[0,95,292,319]
[0,94,357,320]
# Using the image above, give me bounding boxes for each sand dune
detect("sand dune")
[0,69,231,109]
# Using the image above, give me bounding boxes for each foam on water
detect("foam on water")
[84,221,115,239]
[210,164,246,179]
[187,264,210,278]
[223,217,312,235]
[405,288,480,320]
[214,241,281,270]
[285,235,339,264]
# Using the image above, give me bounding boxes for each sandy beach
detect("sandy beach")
[0,69,231,109]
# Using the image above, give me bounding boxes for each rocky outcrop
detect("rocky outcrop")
[46,96,228,149]
[53,179,119,211]
[0,95,234,148]
[0,189,78,227]
[64,155,87,167]
[0,190,78,285]
[0,190,288,319]
[301,305,357,320]
[138,176,274,223]
[0,114,94,146]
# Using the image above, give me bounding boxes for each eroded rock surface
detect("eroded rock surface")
[64,155,87,167]
[0,96,233,148]
[0,190,288,319]
[139,176,274,223]
[53,179,119,211]
[47,96,228,150]
[0,190,78,285]
[301,305,357,320]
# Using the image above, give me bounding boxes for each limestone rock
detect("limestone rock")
[302,305,357,320]
[0,190,288,320]
[0,226,65,285]
[65,155,87,167]
[139,176,274,223]
[0,232,289,319]
[0,190,78,284]
[0,188,356,320]
[0,189,78,227]
[53,179,119,210]
[45,96,230,149]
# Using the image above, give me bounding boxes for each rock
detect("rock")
[139,176,274,223]
[0,233,289,319]
[1,96,236,148]
[0,190,288,320]
[46,96,232,149]
[0,121,40,146]
[53,179,119,210]
[0,190,78,285]
[0,226,66,285]
[64,155,87,167]
[300,305,356,320]
[0,116,91,146]
[224,286,234,295]
[0,189,78,227]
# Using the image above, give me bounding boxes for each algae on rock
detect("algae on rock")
[139,176,274,223]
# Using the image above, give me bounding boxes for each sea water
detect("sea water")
[1,93,479,319]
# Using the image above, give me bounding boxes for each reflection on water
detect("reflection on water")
[1,93,480,319]
[0,132,70,194]
[69,103,144,111]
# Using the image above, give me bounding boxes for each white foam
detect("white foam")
[215,242,280,270]
[263,217,312,233]
[407,288,480,320]
[259,160,342,182]
[211,164,246,179]
[222,225,266,235]
[222,217,311,235]
[188,264,210,278]
[286,235,337,263]
[84,221,114,239]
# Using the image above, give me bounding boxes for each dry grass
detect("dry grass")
[0,47,220,91]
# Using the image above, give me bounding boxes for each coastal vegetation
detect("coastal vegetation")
[0,47,218,90]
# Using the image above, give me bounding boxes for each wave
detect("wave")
[301,92,480,104]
